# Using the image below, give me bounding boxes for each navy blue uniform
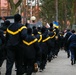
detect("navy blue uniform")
[22,29,40,75]
[64,31,72,58]
[6,22,27,75]
[0,30,5,67]
[67,34,76,65]
[40,28,52,70]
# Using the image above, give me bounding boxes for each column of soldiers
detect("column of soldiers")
[0,14,66,75]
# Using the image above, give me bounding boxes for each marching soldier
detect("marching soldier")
[39,27,52,71]
[33,28,42,69]
[48,28,56,61]
[64,29,72,58]
[0,20,10,74]
[67,30,76,65]
[0,29,5,74]
[5,14,27,75]
[22,28,40,75]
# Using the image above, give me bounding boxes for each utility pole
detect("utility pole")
[30,0,33,23]
[35,0,37,18]
[56,0,58,22]
[0,0,1,26]
[25,0,28,20]
[22,0,26,24]
[0,0,1,16]
[35,0,38,10]
[30,0,32,17]
[35,0,39,20]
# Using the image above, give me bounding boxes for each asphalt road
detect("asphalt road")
[1,50,76,75]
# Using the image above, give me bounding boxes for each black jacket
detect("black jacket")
[22,34,40,59]
[41,31,52,55]
[6,22,27,47]
[0,30,5,49]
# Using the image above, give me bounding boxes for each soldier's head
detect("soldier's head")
[41,27,46,34]
[71,30,75,33]
[5,20,10,26]
[49,22,53,28]
[1,20,10,31]
[67,29,70,32]
[33,29,38,35]
[37,27,41,31]
[14,14,21,22]
[27,28,32,34]
[33,26,36,30]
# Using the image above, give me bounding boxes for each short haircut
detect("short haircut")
[14,14,21,22]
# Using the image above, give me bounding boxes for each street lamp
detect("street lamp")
[30,0,33,18]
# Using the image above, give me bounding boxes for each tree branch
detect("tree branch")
[7,0,14,8]
[15,0,22,8]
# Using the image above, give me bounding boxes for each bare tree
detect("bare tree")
[7,0,22,15]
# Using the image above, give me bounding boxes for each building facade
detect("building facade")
[0,0,10,16]
[0,0,19,16]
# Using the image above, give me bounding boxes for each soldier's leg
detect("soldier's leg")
[5,49,15,75]
[15,48,24,75]
[26,59,35,75]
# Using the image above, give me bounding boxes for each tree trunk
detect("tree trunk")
[11,6,17,15]
[7,0,22,15]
